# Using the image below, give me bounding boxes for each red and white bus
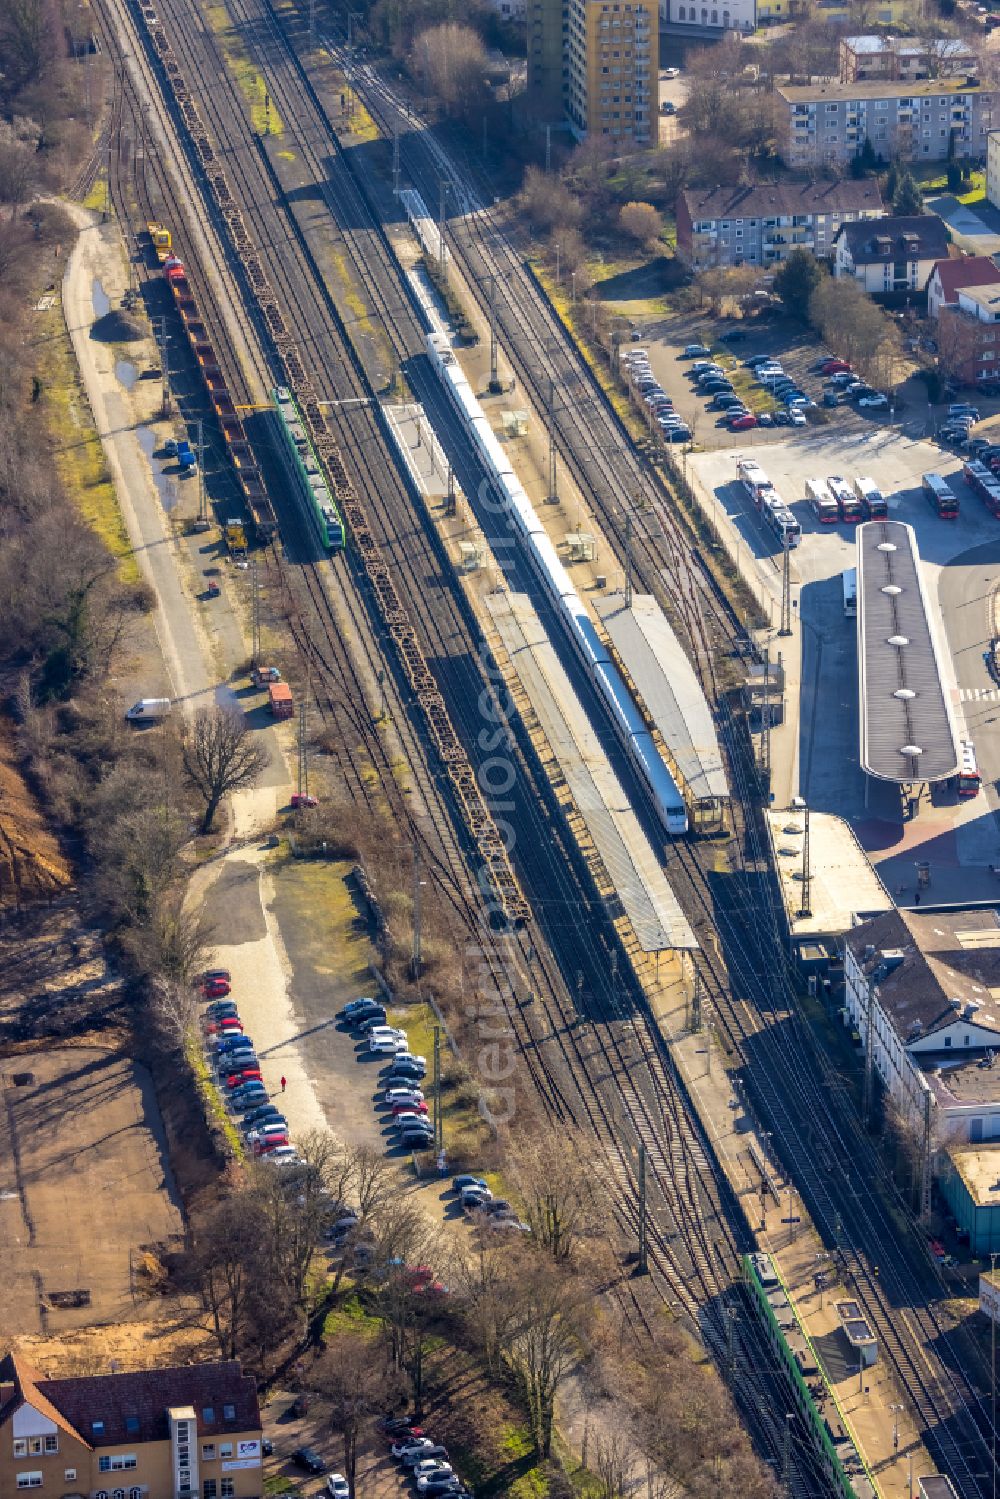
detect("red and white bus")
[957,740,981,798]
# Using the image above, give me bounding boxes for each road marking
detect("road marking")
[960,687,1000,702]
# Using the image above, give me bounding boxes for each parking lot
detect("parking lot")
[626,317,881,453]
[690,422,1000,896]
[0,1047,184,1335]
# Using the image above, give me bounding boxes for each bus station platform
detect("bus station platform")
[487,591,697,954]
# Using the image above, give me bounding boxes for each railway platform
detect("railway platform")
[486,591,697,956]
[765,807,894,947]
[653,974,940,1499]
[384,402,455,501]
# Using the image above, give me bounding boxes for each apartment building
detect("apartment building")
[833,215,951,296]
[0,1353,262,1499]
[839,34,978,84]
[777,78,999,168]
[988,129,1000,209]
[528,0,657,143]
[676,181,884,269]
[938,281,1000,384]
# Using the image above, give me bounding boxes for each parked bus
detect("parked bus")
[853,475,887,520]
[957,740,981,798]
[805,478,839,525]
[962,460,1000,517]
[922,472,959,519]
[843,567,857,618]
[763,494,801,549]
[737,456,772,506]
[828,475,863,524]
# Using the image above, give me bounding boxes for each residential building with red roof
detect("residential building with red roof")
[927,255,1000,319]
[0,1352,262,1499]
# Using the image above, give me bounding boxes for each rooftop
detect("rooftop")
[681,179,884,223]
[946,1144,1000,1208]
[779,77,992,101]
[856,519,959,782]
[957,281,1000,314]
[925,1055,1000,1108]
[843,33,976,57]
[0,1352,261,1449]
[593,591,728,805]
[765,808,893,940]
[844,906,1000,1043]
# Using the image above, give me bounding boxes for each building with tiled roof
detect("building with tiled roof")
[676,180,884,270]
[0,1353,262,1499]
[843,908,1000,1155]
[834,215,952,298]
[927,255,1000,319]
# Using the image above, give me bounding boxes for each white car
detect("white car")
[384,1086,425,1105]
[417,1469,456,1492]
[326,1477,349,1499]
[265,1146,300,1166]
[789,410,807,426]
[857,393,889,410]
[662,65,679,77]
[391,1438,434,1461]
[413,1461,453,1481]
[369,1028,408,1055]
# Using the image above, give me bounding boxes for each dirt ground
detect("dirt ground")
[0,736,73,912]
[0,1045,185,1338]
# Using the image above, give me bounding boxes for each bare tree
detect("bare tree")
[182,706,269,834]
[618,201,663,250]
[593,1430,636,1499]
[409,23,489,120]
[507,1134,601,1262]
[315,1333,403,1497]
[503,1261,589,1458]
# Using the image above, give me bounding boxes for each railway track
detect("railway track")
[88,1,881,1488]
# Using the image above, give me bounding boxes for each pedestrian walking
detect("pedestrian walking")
[280,1075,287,1093]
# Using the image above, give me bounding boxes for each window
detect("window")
[95,1491,109,1499]
[204,1483,218,1499]
[221,1481,235,1499]
[17,1474,42,1489]
[202,1446,217,1462]
[124,1419,140,1438]
[13,1442,27,1459]
[219,1445,233,1461]
[129,1489,142,1499]
[44,1439,58,1456]
[64,1474,76,1485]
[112,1489,126,1499]
[18,1439,46,1457]
[98,1457,138,1473]
[92,1423,105,1440]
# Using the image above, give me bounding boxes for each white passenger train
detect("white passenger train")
[425,330,689,836]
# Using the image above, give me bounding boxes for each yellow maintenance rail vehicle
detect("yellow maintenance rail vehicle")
[224,516,248,556]
[147,222,172,263]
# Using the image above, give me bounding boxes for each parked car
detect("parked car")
[402,1445,449,1468]
[203,976,231,999]
[729,413,758,430]
[386,1054,427,1074]
[356,1011,390,1033]
[254,1134,290,1156]
[414,1461,453,1482]
[681,343,710,357]
[718,327,747,342]
[660,100,676,115]
[418,1475,461,1494]
[267,1146,300,1166]
[242,1109,287,1135]
[949,403,980,420]
[385,1086,425,1106]
[392,1100,429,1116]
[858,393,889,410]
[392,1438,435,1461]
[339,996,382,1020]
[663,65,680,77]
[369,1029,409,1055]
[292,1449,326,1475]
[789,410,807,427]
[819,359,851,375]
[325,1477,349,1499]
[663,425,691,442]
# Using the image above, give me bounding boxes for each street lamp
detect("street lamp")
[890,1403,903,1457]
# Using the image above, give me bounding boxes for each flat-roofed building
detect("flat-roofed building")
[529,0,657,144]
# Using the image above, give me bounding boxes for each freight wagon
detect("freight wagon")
[163,251,278,544]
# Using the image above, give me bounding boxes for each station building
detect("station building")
[0,1353,262,1499]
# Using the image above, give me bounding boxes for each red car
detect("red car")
[821,359,851,375]
[253,1134,290,1156]
[290,793,318,809]
[729,413,758,430]
[392,1101,429,1117]
[212,1016,243,1035]
[203,977,231,999]
[226,1068,262,1089]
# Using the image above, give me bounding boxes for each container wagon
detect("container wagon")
[163,251,277,543]
[272,387,345,551]
[268,682,294,719]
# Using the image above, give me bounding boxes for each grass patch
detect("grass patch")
[915,166,986,206]
[323,1288,381,1339]
[81,174,108,213]
[203,1,285,135]
[264,1478,296,1495]
[186,1037,244,1156]
[533,263,640,433]
[42,297,141,585]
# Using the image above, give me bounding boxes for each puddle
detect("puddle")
[92,278,110,319]
[137,425,179,512]
[116,359,139,391]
